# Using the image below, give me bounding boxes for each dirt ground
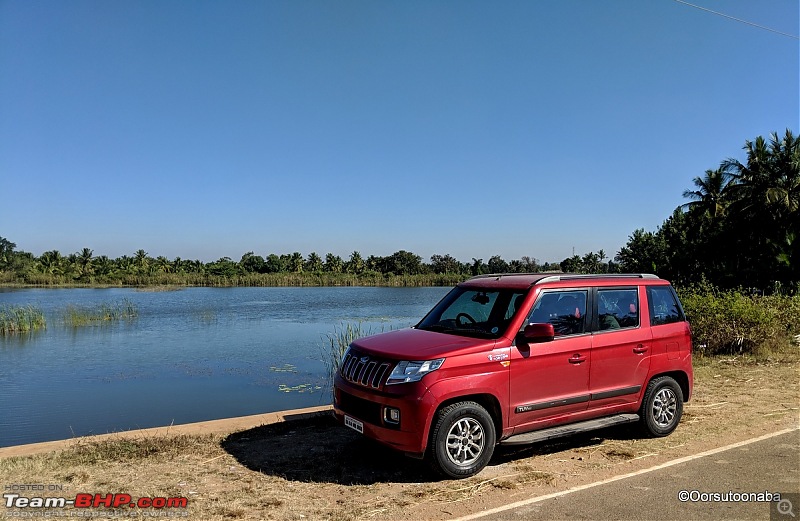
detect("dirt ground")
[1,354,798,521]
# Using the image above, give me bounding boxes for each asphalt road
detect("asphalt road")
[458,428,800,521]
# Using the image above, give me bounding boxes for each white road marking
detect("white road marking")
[451,426,800,521]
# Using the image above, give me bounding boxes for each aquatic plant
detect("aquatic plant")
[63,299,138,327]
[0,305,46,335]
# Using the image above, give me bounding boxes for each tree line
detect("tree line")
[1,130,796,290]
[0,240,579,283]
[616,129,798,292]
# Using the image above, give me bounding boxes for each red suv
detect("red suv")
[334,274,693,478]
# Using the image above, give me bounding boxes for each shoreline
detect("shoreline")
[0,404,332,459]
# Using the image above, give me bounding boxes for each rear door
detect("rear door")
[588,286,651,409]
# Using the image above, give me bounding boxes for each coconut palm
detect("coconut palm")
[681,167,732,218]
[38,250,63,275]
[78,248,94,278]
[134,249,150,274]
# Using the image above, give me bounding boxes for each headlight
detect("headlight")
[386,358,445,385]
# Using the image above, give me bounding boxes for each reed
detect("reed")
[319,322,397,398]
[0,305,46,335]
[63,299,138,327]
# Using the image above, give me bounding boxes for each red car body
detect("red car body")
[334,274,693,476]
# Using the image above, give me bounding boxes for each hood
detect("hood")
[351,327,496,360]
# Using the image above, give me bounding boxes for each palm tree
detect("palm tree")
[134,249,150,274]
[719,130,800,287]
[38,250,63,275]
[346,251,364,274]
[78,248,94,278]
[325,253,344,273]
[155,256,172,273]
[305,252,323,272]
[94,255,112,277]
[681,167,732,218]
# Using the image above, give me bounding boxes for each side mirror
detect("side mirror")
[521,323,555,343]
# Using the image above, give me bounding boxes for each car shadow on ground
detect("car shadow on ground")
[221,412,427,485]
[221,413,643,485]
[490,424,642,465]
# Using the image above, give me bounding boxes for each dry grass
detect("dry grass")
[1,351,798,520]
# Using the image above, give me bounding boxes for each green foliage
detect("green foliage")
[63,299,138,327]
[560,250,617,274]
[0,231,580,287]
[618,129,799,291]
[679,283,800,356]
[0,305,46,335]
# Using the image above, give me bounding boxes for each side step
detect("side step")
[500,413,640,446]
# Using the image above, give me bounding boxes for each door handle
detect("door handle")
[633,344,648,354]
[568,354,587,364]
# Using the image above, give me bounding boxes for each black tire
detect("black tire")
[427,401,496,479]
[639,376,683,437]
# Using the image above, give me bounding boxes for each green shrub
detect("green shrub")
[678,284,800,356]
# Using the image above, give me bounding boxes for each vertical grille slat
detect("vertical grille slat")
[339,350,391,389]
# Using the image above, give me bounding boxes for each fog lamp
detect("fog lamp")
[384,407,400,424]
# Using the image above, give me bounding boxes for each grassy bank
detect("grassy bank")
[0,305,46,335]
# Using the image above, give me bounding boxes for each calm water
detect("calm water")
[0,286,450,447]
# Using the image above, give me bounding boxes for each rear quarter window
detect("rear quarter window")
[647,286,685,326]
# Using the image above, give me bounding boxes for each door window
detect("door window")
[597,288,639,330]
[647,286,684,326]
[526,290,587,336]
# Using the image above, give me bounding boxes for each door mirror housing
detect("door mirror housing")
[522,323,555,343]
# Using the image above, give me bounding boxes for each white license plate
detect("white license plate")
[344,415,364,434]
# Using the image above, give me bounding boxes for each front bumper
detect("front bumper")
[333,374,435,456]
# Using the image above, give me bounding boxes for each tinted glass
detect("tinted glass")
[647,286,684,326]
[597,288,639,330]
[527,290,587,336]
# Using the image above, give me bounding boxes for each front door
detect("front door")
[509,289,592,433]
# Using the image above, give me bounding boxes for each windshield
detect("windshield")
[416,287,528,339]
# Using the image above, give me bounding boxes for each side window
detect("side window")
[647,286,684,326]
[527,290,587,336]
[597,288,639,330]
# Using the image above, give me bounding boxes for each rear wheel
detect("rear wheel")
[639,376,683,437]
[427,401,496,479]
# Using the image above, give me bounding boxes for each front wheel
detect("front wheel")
[639,376,683,437]
[427,401,496,479]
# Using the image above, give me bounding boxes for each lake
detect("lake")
[0,286,451,447]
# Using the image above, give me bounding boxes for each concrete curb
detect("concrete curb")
[0,405,333,459]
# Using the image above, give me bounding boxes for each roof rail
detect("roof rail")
[535,273,659,285]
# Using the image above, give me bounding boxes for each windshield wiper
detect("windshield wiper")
[418,324,455,333]
[455,329,495,339]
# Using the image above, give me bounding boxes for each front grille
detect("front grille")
[340,350,392,389]
[338,390,382,426]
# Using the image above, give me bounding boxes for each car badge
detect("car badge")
[360,356,370,363]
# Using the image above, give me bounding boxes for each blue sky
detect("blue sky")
[1,0,797,264]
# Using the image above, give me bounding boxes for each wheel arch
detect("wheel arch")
[428,393,504,447]
[648,370,691,402]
